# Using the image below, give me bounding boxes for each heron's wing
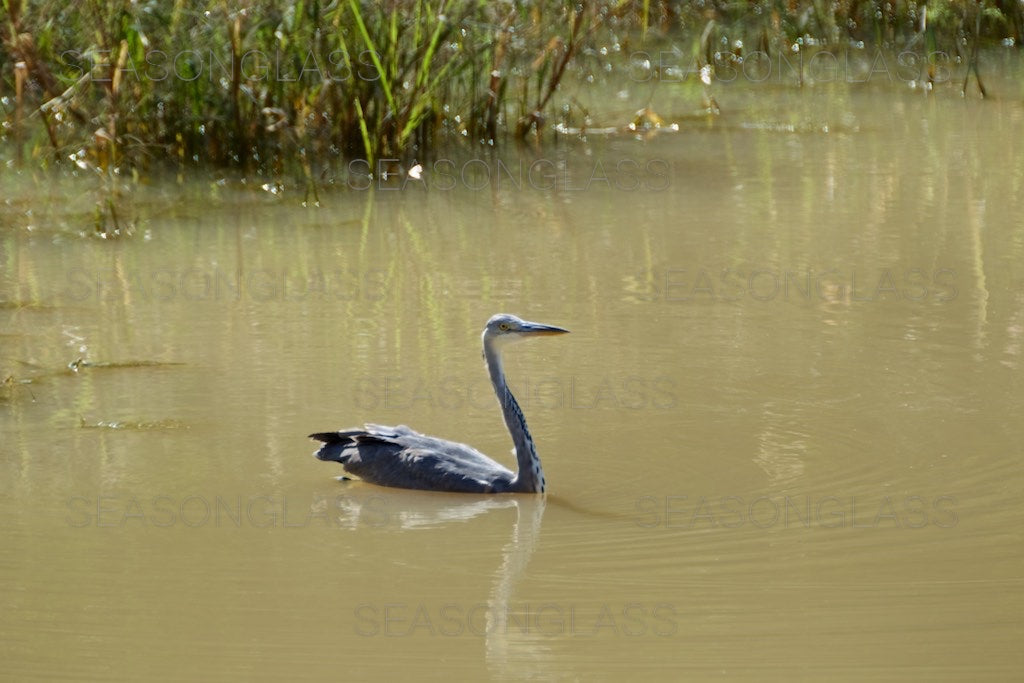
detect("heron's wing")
[311,424,515,493]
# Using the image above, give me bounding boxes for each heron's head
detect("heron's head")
[482,314,569,350]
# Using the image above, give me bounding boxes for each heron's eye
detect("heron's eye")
[499,322,510,331]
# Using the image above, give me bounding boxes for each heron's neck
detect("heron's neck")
[485,347,545,493]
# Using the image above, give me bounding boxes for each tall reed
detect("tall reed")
[0,1,1019,176]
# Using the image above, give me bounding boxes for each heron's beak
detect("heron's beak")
[522,321,569,336]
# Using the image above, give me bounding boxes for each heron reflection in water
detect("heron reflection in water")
[311,314,569,493]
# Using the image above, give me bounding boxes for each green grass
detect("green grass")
[0,0,1020,177]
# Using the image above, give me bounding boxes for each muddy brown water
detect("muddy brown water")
[2,75,1023,680]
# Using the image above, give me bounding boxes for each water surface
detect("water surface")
[2,75,1023,680]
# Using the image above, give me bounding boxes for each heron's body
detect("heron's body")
[311,314,568,494]
[309,424,520,493]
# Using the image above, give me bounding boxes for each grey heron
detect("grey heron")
[310,314,569,493]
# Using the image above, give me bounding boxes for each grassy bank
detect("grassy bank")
[1,0,1021,178]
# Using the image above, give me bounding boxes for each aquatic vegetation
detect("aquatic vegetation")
[67,358,185,373]
[1,373,35,403]
[0,299,50,310]
[78,416,189,430]
[0,1,1019,177]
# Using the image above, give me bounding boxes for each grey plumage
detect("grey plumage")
[309,424,518,492]
[311,314,568,494]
